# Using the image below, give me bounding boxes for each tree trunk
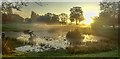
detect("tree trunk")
[118,2,120,24]
[76,19,77,25]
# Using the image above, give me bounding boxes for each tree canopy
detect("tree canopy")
[59,13,68,24]
[70,7,84,25]
[99,2,119,26]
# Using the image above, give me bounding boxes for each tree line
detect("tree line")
[1,2,120,26]
[1,2,84,24]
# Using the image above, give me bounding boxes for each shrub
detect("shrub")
[66,29,83,45]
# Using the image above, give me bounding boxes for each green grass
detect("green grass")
[72,50,118,57]
[3,49,118,57]
[28,50,118,57]
[2,23,32,32]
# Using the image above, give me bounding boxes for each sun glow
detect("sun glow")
[82,19,94,25]
[80,11,97,25]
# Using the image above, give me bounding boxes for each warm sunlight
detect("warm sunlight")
[80,11,96,25]
[2,2,118,57]
[82,19,94,25]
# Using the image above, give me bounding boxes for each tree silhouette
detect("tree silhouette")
[118,1,120,24]
[51,14,59,23]
[1,2,45,23]
[31,11,39,22]
[1,2,27,23]
[59,13,68,24]
[1,2,45,14]
[99,2,119,27]
[70,7,84,25]
[1,2,28,14]
[37,13,59,24]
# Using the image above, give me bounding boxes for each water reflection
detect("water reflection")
[4,31,104,52]
[82,34,98,42]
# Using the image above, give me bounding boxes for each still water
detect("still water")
[4,31,107,52]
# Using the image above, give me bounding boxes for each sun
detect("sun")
[83,19,94,25]
[80,11,96,25]
[80,19,94,26]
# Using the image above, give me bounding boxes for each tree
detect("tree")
[1,2,28,14]
[59,13,68,24]
[99,2,119,27]
[1,2,44,14]
[1,2,45,23]
[37,13,59,24]
[1,2,27,23]
[118,1,120,24]
[51,14,59,24]
[31,11,39,22]
[45,13,54,21]
[91,16,103,29]
[70,7,84,25]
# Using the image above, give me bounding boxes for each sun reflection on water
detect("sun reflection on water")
[82,34,98,42]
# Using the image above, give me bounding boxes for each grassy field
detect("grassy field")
[2,23,33,32]
[2,49,118,57]
[24,49,118,57]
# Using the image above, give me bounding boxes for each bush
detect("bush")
[66,29,83,45]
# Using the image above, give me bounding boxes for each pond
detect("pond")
[4,30,116,53]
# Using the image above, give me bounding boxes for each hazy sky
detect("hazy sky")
[13,2,100,18]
